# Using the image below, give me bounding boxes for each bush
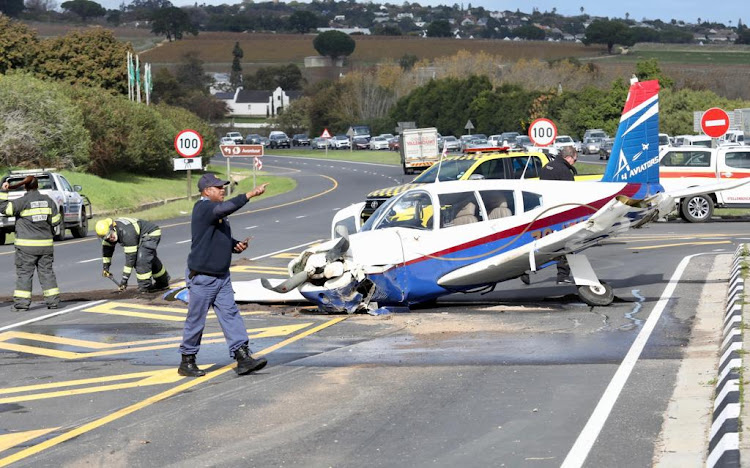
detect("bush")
[0,72,90,169]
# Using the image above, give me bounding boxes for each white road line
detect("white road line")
[0,300,108,332]
[245,225,258,230]
[561,253,707,468]
[77,258,101,264]
[296,215,306,219]
[251,239,323,261]
[176,239,191,244]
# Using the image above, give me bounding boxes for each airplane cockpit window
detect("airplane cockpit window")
[511,156,542,179]
[660,151,711,167]
[480,190,515,219]
[522,191,543,212]
[413,159,477,183]
[439,192,483,228]
[374,191,434,231]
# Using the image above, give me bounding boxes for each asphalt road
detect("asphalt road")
[0,154,747,467]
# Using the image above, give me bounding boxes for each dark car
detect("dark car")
[245,133,262,144]
[269,133,291,149]
[388,137,400,151]
[599,138,614,160]
[352,136,370,150]
[292,134,310,146]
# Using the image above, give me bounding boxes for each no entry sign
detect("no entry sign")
[700,108,730,138]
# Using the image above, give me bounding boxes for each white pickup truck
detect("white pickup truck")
[0,169,92,244]
[659,145,750,222]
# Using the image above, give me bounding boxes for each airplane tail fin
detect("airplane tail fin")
[601,78,660,184]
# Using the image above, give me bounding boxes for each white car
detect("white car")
[226,132,243,144]
[328,135,351,149]
[369,137,389,150]
[220,137,236,146]
[554,135,576,151]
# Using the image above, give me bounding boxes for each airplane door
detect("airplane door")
[716,148,750,205]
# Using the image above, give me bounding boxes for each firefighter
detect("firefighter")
[0,175,61,311]
[95,217,170,293]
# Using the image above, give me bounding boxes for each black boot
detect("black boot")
[234,345,267,375]
[178,354,206,377]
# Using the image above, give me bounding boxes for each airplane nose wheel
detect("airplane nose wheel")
[577,282,614,306]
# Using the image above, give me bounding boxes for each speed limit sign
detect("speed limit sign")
[528,118,557,147]
[174,129,204,158]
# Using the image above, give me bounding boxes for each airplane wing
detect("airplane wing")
[666,178,750,200]
[437,196,641,287]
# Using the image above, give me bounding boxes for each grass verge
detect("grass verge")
[266,148,401,165]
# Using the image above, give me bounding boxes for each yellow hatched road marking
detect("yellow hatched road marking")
[627,240,731,250]
[230,265,289,274]
[0,429,59,454]
[0,368,185,404]
[0,323,312,360]
[271,252,301,259]
[0,316,348,467]
[81,301,267,322]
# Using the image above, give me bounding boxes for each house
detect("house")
[217,87,302,117]
[316,27,372,35]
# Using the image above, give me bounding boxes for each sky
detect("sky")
[152,0,744,26]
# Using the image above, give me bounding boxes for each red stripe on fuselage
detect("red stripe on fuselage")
[402,184,641,267]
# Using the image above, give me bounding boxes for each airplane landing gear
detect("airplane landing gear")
[577,282,614,306]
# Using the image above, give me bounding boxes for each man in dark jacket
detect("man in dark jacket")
[177,173,269,377]
[0,176,61,311]
[96,217,169,293]
[540,146,578,283]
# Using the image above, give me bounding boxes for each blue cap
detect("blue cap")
[198,173,229,191]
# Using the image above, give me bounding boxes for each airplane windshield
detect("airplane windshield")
[413,159,477,183]
[371,192,434,231]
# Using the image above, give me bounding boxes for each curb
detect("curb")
[707,244,745,468]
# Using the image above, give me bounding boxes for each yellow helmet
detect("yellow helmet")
[95,218,113,237]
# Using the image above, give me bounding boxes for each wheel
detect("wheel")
[680,194,713,223]
[53,220,65,241]
[520,273,530,285]
[577,282,614,306]
[71,209,88,238]
[0,230,5,245]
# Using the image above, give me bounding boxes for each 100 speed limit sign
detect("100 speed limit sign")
[174,129,204,158]
[528,118,557,147]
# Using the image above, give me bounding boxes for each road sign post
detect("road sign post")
[174,129,203,202]
[528,118,558,147]
[701,108,730,147]
[321,128,332,156]
[464,120,474,135]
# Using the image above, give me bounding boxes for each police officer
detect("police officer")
[95,217,170,293]
[0,176,61,311]
[540,146,578,284]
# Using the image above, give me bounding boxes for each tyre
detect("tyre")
[53,220,65,241]
[520,273,530,285]
[680,194,713,223]
[71,209,88,238]
[0,230,5,246]
[577,282,614,306]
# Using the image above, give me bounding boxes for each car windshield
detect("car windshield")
[444,136,457,142]
[556,136,573,143]
[413,159,476,183]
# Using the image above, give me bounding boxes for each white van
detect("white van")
[659,145,750,222]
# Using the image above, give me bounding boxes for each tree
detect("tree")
[0,73,90,169]
[583,19,634,54]
[230,41,243,90]
[60,0,106,21]
[373,24,402,36]
[635,58,674,88]
[288,10,320,33]
[33,28,131,94]
[427,19,452,37]
[399,54,418,70]
[175,51,212,93]
[515,24,545,40]
[244,64,304,91]
[313,30,355,62]
[0,0,24,17]
[737,28,750,44]
[106,10,122,26]
[151,6,197,41]
[0,16,39,74]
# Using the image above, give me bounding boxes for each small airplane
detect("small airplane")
[165,78,740,312]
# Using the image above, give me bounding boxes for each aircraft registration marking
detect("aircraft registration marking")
[0,323,312,359]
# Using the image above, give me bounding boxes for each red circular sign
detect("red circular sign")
[700,108,730,138]
[174,129,204,158]
[528,118,558,147]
